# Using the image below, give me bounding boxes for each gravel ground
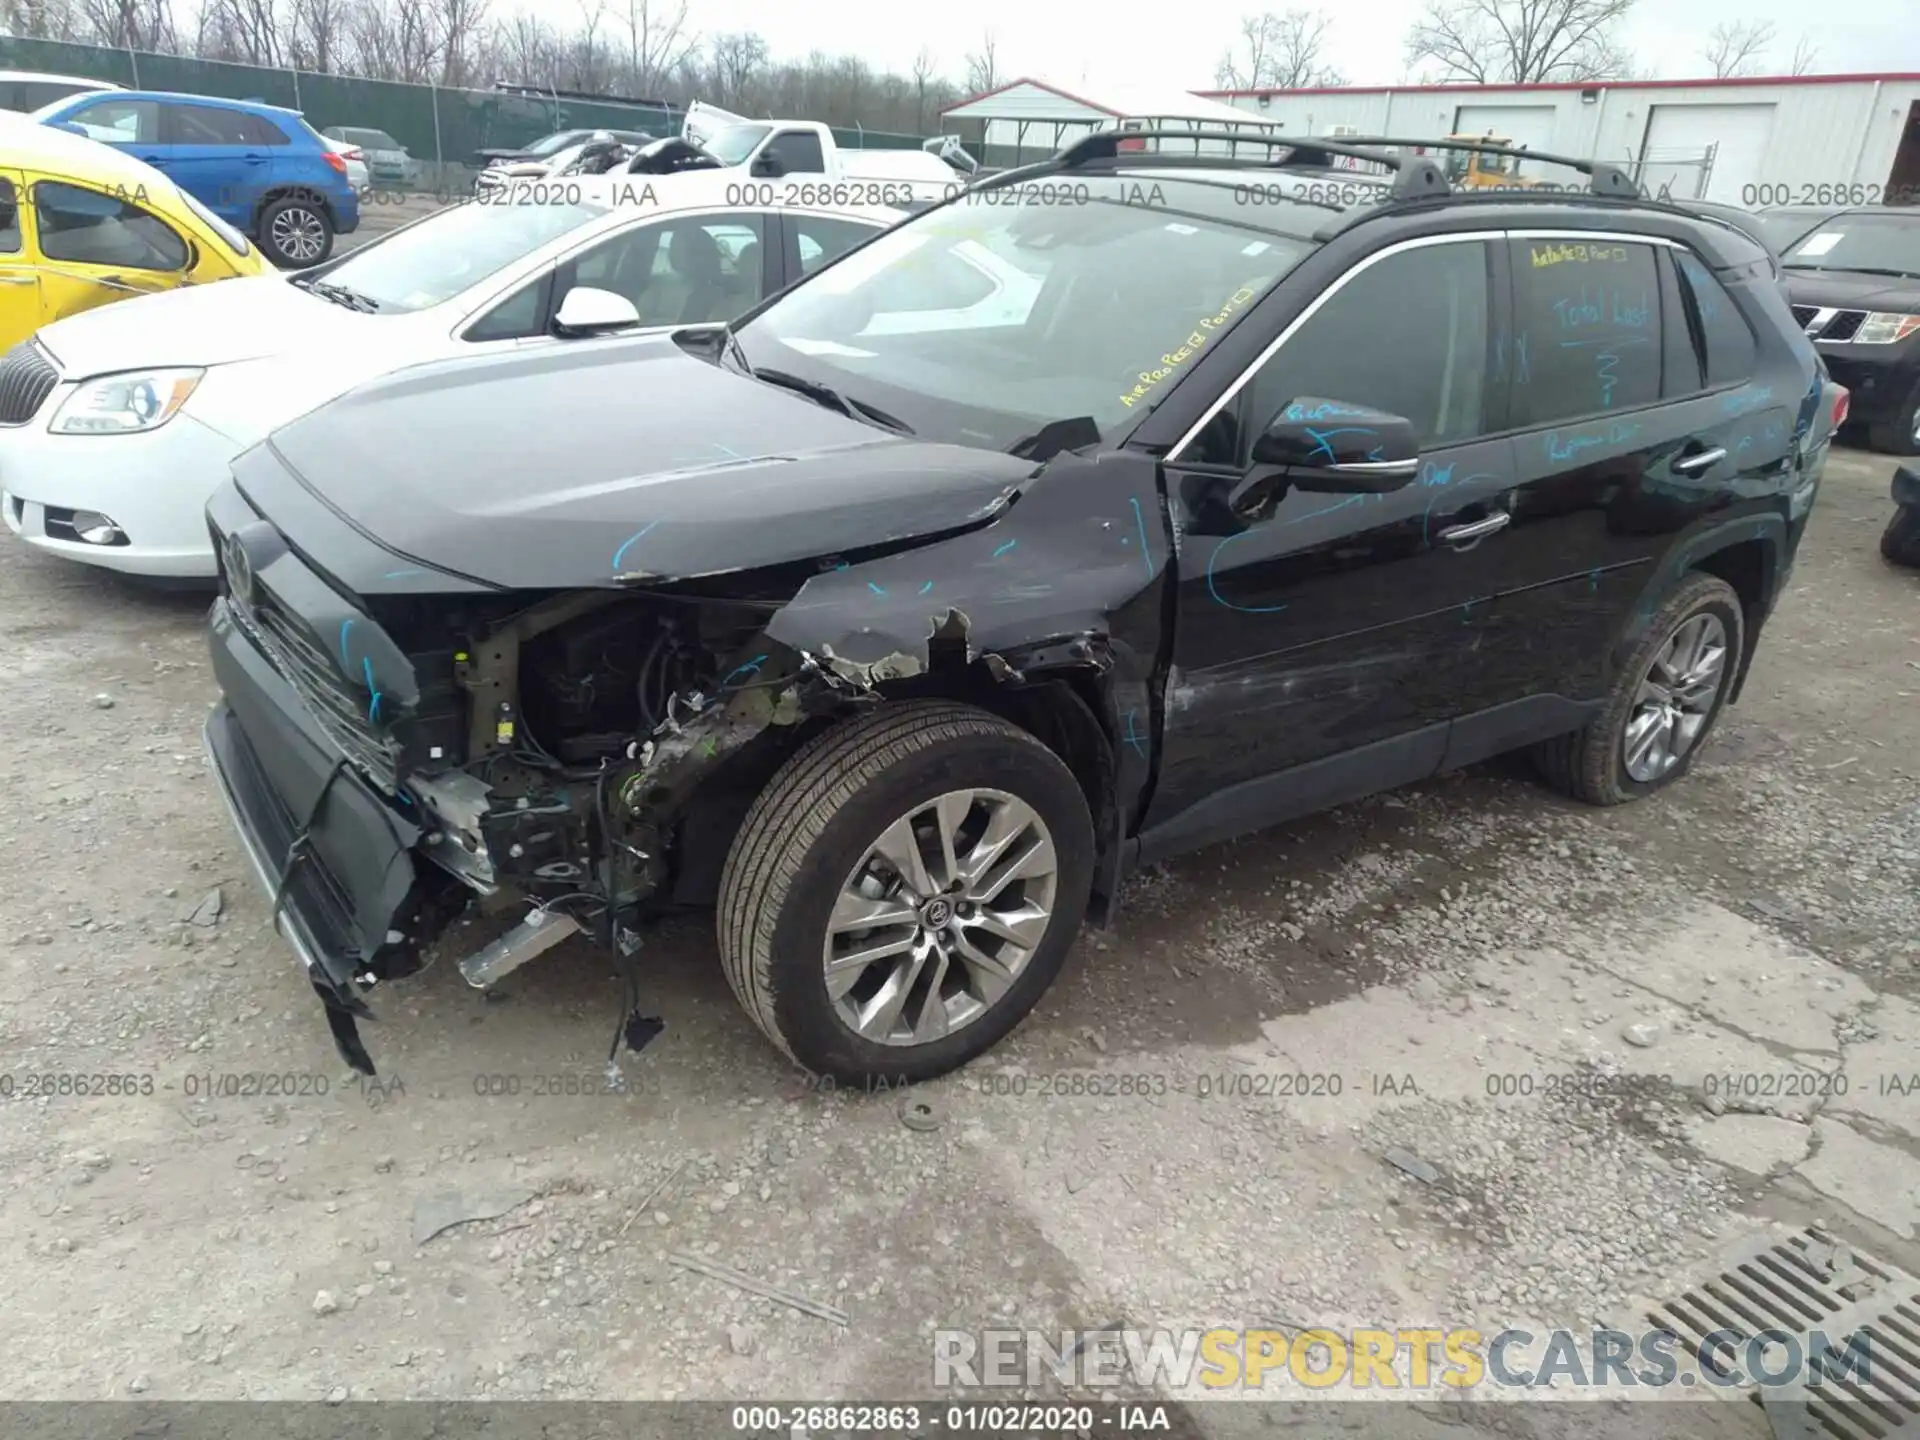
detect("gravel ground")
[0,443,1915,1432]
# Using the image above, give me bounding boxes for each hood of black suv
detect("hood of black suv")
[248,336,1035,591]
[1781,268,1920,312]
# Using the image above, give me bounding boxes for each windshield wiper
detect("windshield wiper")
[755,368,912,434]
[844,395,914,435]
[298,277,379,312]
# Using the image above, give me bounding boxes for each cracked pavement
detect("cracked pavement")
[0,444,1914,1434]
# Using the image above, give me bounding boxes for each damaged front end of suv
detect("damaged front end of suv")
[202,332,1167,1078]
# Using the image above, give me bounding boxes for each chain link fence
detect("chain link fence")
[0,37,933,192]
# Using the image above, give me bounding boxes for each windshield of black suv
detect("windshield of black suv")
[703,124,772,165]
[1781,213,1920,278]
[734,177,1318,450]
[313,198,606,312]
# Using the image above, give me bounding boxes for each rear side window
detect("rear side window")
[35,181,189,271]
[1510,238,1662,426]
[1673,250,1756,387]
[167,104,255,145]
[791,215,881,275]
[242,112,291,146]
[0,179,20,252]
[11,80,105,110]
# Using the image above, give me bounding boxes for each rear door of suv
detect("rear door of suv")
[1457,227,1801,752]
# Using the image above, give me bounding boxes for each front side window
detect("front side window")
[178,187,252,257]
[56,98,158,145]
[1782,214,1920,278]
[1203,240,1492,466]
[737,182,1316,451]
[764,130,825,174]
[321,199,604,312]
[35,181,189,270]
[563,214,764,326]
[1510,238,1662,426]
[0,179,20,253]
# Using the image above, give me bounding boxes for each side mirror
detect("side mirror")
[551,285,641,338]
[1228,397,1419,518]
[55,121,89,137]
[750,152,784,178]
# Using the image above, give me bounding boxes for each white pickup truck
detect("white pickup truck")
[680,100,957,185]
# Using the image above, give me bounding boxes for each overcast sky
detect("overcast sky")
[623,0,1920,96]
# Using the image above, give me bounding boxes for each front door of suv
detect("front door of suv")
[1146,234,1517,836]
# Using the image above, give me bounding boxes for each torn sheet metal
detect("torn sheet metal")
[764,449,1173,831]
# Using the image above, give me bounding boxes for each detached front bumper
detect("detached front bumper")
[204,596,423,1071]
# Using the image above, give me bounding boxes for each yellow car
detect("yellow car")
[0,111,265,351]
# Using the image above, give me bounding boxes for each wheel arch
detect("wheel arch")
[1621,515,1785,709]
[254,185,339,232]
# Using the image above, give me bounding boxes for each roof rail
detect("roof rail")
[1331,135,1640,198]
[971,127,1454,202]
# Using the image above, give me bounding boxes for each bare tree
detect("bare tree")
[1404,0,1636,83]
[435,0,487,83]
[911,46,937,132]
[73,0,178,49]
[1788,34,1819,76]
[963,30,998,96]
[1215,9,1342,88]
[706,30,769,109]
[621,0,693,97]
[287,0,348,70]
[1702,19,1772,78]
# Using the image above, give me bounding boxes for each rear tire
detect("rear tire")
[1531,573,1744,806]
[258,196,334,269]
[1883,507,1920,568]
[718,701,1094,1084]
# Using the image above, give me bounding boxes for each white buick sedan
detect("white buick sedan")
[0,171,936,579]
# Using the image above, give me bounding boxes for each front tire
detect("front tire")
[718,701,1094,1084]
[1531,573,1744,806]
[258,196,334,269]
[1882,507,1920,568]
[1868,381,1920,456]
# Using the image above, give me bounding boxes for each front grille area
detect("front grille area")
[1792,304,1819,329]
[1821,310,1868,342]
[220,543,402,791]
[0,340,58,426]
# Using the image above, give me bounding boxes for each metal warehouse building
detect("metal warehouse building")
[944,73,1920,204]
[1197,73,1920,205]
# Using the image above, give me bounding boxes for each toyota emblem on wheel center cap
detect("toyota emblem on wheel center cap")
[920,897,954,929]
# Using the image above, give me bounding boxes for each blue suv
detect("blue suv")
[34,90,360,268]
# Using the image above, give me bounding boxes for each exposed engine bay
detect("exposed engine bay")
[362,578,870,996]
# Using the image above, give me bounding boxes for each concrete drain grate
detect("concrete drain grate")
[1646,1226,1920,1438]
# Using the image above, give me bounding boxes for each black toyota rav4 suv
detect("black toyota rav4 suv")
[201,133,1834,1083]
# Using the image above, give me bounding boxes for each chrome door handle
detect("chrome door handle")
[1673,447,1727,473]
[0,275,35,286]
[1437,512,1511,546]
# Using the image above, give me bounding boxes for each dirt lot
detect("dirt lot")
[0,444,1915,1428]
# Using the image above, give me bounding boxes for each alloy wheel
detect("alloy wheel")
[822,788,1059,1046]
[271,206,326,264]
[1623,612,1729,783]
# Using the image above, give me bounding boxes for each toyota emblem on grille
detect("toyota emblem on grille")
[225,532,254,609]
